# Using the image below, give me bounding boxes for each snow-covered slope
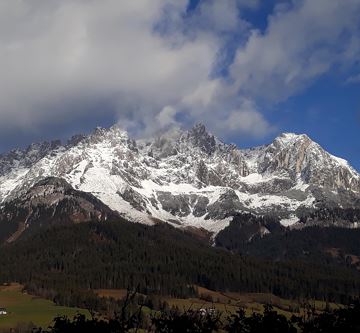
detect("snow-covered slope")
[0,124,359,232]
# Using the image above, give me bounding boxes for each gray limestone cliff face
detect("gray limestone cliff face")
[0,124,359,230]
[120,187,148,212]
[252,133,360,194]
[183,123,217,156]
[206,190,244,220]
[156,191,191,217]
[0,141,62,177]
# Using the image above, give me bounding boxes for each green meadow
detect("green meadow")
[0,284,89,330]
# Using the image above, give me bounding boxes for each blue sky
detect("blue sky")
[0,0,359,170]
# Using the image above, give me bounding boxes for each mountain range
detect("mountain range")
[0,123,359,238]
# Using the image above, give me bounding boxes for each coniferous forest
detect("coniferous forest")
[0,217,360,311]
[216,211,360,267]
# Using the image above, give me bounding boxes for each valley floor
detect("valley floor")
[96,285,342,319]
[0,283,89,331]
[0,283,349,331]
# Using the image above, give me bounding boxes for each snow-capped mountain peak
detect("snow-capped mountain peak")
[181,123,220,155]
[274,132,308,146]
[0,124,359,233]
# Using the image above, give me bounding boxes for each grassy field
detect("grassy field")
[94,285,343,319]
[0,282,345,331]
[0,284,89,330]
[164,286,343,319]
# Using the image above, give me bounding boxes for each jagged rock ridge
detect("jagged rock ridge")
[0,124,359,233]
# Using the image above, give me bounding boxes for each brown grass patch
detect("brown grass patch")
[94,289,128,300]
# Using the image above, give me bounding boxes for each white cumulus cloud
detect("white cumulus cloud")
[0,0,359,145]
[230,0,360,101]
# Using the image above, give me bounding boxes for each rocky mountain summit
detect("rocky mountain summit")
[0,124,359,233]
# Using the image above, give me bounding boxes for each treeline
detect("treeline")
[215,213,283,252]
[299,207,360,224]
[243,226,360,261]
[23,301,360,332]
[216,214,360,267]
[0,219,360,307]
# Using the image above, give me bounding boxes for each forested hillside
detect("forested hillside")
[215,211,360,269]
[0,219,359,309]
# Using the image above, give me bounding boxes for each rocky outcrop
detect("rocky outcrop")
[0,177,118,229]
[0,140,62,177]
